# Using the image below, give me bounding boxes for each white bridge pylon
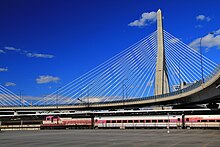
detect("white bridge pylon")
[155,9,170,95]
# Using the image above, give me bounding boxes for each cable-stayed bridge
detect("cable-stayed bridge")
[0,9,220,110]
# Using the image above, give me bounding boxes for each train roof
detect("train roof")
[1,108,219,118]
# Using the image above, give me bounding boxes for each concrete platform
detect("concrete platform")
[0,129,220,147]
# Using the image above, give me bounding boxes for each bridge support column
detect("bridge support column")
[155,9,170,95]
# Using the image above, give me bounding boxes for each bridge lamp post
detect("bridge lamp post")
[77,88,85,105]
[87,83,93,107]
[18,89,24,107]
[122,78,128,105]
[199,32,214,83]
[56,89,58,109]
[178,57,188,90]
[56,86,61,109]
[42,94,48,107]
[177,62,181,90]
[77,98,85,106]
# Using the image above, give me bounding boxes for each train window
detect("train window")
[123,120,127,123]
[128,120,133,123]
[134,120,139,123]
[197,120,201,122]
[201,120,207,122]
[186,118,189,122]
[117,120,122,123]
[140,120,144,123]
[112,120,116,123]
[152,120,157,123]
[158,120,163,122]
[46,118,51,121]
[217,120,220,122]
[178,118,180,121]
[146,120,151,123]
[106,120,110,123]
[164,120,169,122]
[209,120,215,122]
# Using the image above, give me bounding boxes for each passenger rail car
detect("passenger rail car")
[96,115,220,129]
[95,115,182,129]
[184,115,220,129]
[41,115,220,129]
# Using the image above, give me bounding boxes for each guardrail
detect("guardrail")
[204,64,220,83]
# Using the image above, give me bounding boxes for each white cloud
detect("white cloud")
[4,46,21,52]
[0,67,8,72]
[195,25,203,28]
[169,38,180,44]
[4,82,16,87]
[0,49,5,53]
[214,29,220,35]
[26,53,54,58]
[23,95,42,101]
[128,11,157,27]
[36,75,60,84]
[196,15,211,22]
[189,30,220,51]
[146,81,153,87]
[3,46,55,59]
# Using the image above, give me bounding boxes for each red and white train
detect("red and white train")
[41,114,220,129]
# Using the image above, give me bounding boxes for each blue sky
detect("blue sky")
[0,0,220,100]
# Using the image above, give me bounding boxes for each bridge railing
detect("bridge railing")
[204,64,220,83]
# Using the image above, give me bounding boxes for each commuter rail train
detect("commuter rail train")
[41,114,220,129]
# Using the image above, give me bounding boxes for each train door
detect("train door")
[91,115,94,129]
[182,114,185,129]
[177,117,181,128]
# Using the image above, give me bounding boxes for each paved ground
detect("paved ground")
[0,129,220,147]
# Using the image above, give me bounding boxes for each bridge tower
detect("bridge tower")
[154,9,170,95]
